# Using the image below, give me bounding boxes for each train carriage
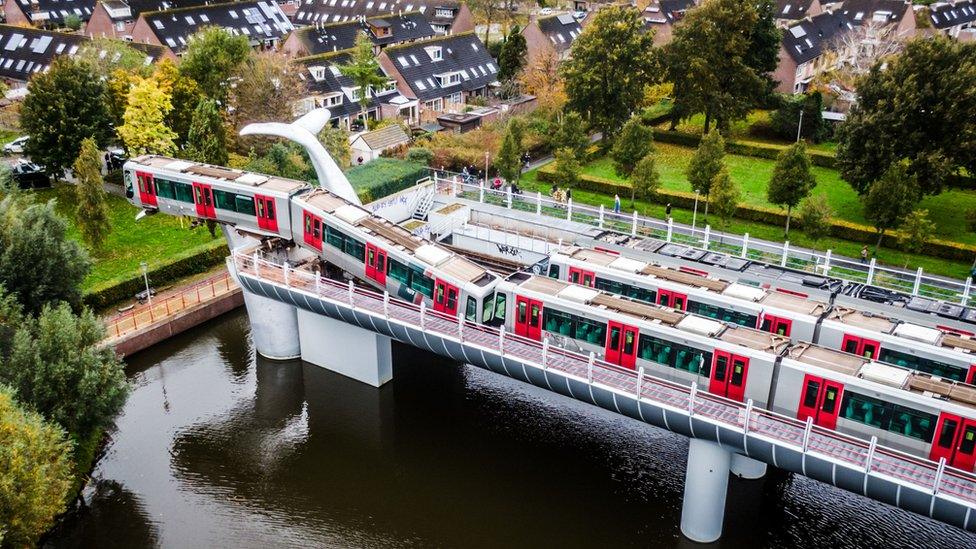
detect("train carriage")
[124,156,306,237]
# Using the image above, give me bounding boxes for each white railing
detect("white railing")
[233,250,976,508]
[433,172,972,307]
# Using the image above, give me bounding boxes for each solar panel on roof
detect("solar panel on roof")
[31,35,52,54]
[4,34,23,51]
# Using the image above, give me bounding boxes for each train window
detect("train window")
[878,348,966,382]
[594,277,657,305]
[637,334,710,374]
[822,385,839,414]
[802,381,820,408]
[574,316,606,345]
[411,274,433,298]
[265,202,275,220]
[492,293,507,323]
[235,195,256,215]
[888,405,936,442]
[154,178,176,199]
[465,297,477,321]
[938,419,958,448]
[548,264,560,279]
[482,294,496,323]
[623,330,635,355]
[388,259,410,285]
[686,302,757,327]
[304,216,312,233]
[961,427,976,454]
[214,189,236,211]
[840,392,890,429]
[543,308,574,336]
[446,288,458,311]
[608,326,621,350]
[173,181,194,203]
[326,225,344,249]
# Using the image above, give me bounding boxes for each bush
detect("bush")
[650,129,838,169]
[406,147,434,165]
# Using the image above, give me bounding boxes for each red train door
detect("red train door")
[255,195,278,232]
[967,365,976,385]
[605,321,639,369]
[658,289,688,311]
[303,211,323,250]
[192,182,216,218]
[136,171,157,207]
[796,374,844,429]
[434,279,460,316]
[514,295,543,340]
[841,334,880,359]
[930,413,976,472]
[759,314,793,337]
[708,351,749,402]
[568,267,595,287]
[365,243,387,285]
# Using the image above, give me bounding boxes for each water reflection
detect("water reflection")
[48,310,976,548]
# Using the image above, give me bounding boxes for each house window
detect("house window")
[115,21,125,31]
[435,7,453,17]
[309,65,326,81]
[424,98,443,111]
[426,45,443,61]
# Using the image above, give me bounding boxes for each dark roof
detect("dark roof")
[100,0,212,22]
[140,0,293,52]
[774,0,816,20]
[13,0,96,24]
[291,11,433,54]
[297,50,393,120]
[642,0,694,26]
[929,0,976,29]
[840,0,911,26]
[356,123,409,149]
[294,0,462,31]
[383,32,496,101]
[534,14,582,53]
[781,10,853,64]
[0,25,163,81]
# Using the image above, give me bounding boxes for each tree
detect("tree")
[837,37,976,196]
[709,166,740,230]
[319,126,351,170]
[0,385,73,548]
[339,34,387,126]
[495,122,523,183]
[0,303,128,440]
[498,29,527,82]
[244,143,316,182]
[631,153,661,204]
[73,138,111,250]
[770,92,829,143]
[898,209,936,263]
[78,38,154,79]
[798,194,833,246]
[154,58,203,146]
[117,75,177,156]
[553,147,581,190]
[519,49,566,113]
[686,130,725,220]
[179,27,251,100]
[469,0,502,47]
[863,162,920,251]
[21,57,111,177]
[563,6,659,139]
[64,13,82,30]
[665,0,764,133]
[553,111,589,159]
[745,0,781,100]
[227,51,306,155]
[185,98,228,166]
[611,117,655,180]
[0,197,90,315]
[767,142,816,237]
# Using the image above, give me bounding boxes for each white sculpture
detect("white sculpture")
[240,108,361,205]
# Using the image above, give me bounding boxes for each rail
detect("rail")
[433,173,973,307]
[233,250,976,507]
[104,271,237,340]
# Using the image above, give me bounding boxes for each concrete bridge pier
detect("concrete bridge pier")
[296,309,393,387]
[680,439,731,543]
[730,453,767,480]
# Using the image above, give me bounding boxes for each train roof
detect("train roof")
[828,306,976,356]
[131,155,309,194]
[511,273,790,353]
[298,188,495,286]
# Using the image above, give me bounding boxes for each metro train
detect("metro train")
[548,247,976,385]
[483,273,976,471]
[125,156,499,322]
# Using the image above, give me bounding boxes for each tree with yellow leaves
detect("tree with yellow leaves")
[117,75,177,156]
[518,49,566,114]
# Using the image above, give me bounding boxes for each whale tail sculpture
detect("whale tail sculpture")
[240,108,361,205]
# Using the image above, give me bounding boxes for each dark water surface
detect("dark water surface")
[47,310,976,548]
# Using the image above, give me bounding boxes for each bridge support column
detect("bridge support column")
[296,308,392,387]
[681,439,731,543]
[730,453,767,480]
[242,291,302,360]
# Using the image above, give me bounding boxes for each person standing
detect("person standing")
[860,246,869,264]
[614,194,621,213]
[666,203,672,220]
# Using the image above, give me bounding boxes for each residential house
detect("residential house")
[295,49,418,128]
[293,0,473,35]
[86,0,209,41]
[281,10,433,57]
[0,24,164,86]
[774,10,854,93]
[641,0,694,45]
[522,14,582,65]
[129,0,293,56]
[349,123,409,164]
[928,0,976,37]
[774,0,823,26]
[840,0,915,38]
[377,32,497,122]
[3,0,96,28]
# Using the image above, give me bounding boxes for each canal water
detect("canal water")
[48,310,976,548]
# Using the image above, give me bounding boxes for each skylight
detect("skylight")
[789,25,805,37]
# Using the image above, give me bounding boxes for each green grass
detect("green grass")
[28,184,222,291]
[580,143,976,247]
[518,167,974,281]
[658,109,840,155]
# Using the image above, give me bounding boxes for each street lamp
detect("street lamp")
[141,261,152,306]
[484,150,489,188]
[691,190,700,234]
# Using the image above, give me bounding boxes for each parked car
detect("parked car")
[11,160,50,189]
[539,7,553,15]
[3,136,28,155]
[573,10,587,19]
[107,148,127,171]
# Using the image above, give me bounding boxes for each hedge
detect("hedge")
[84,240,228,310]
[346,158,429,203]
[650,129,838,169]
[537,164,976,262]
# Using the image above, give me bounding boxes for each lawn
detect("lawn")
[29,184,223,292]
[518,167,974,281]
[655,109,840,155]
[581,143,976,247]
